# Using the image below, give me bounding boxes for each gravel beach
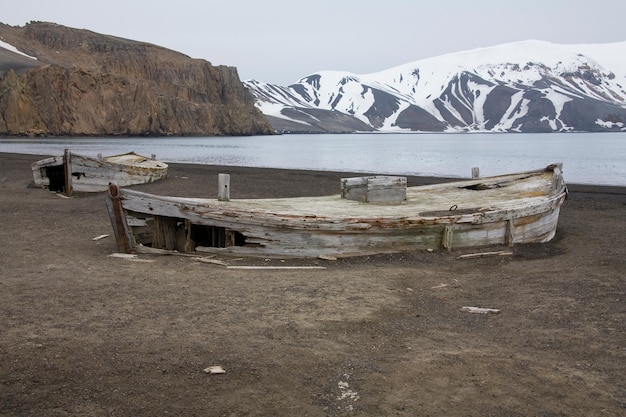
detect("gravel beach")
[1,152,624,416]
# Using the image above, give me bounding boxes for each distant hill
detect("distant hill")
[0,21,273,137]
[244,40,626,133]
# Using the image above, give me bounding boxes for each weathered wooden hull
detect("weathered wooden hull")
[32,151,168,193]
[106,164,567,258]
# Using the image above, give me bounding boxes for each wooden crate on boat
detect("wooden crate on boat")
[341,176,407,205]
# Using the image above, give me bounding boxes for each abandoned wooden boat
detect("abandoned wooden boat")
[32,150,168,194]
[106,163,567,258]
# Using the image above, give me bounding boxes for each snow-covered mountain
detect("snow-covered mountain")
[244,40,626,133]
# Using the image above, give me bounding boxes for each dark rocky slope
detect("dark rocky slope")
[0,21,273,136]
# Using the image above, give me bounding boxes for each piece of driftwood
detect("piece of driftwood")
[204,366,226,374]
[458,250,514,259]
[108,253,138,259]
[106,164,567,259]
[194,257,229,266]
[461,306,501,314]
[134,245,197,257]
[107,252,155,263]
[225,266,327,270]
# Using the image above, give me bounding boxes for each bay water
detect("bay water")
[1,132,625,186]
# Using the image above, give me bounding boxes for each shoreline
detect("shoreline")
[3,151,625,199]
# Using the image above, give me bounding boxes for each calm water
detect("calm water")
[1,132,625,186]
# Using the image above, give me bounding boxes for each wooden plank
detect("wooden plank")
[458,251,513,259]
[194,257,229,266]
[505,219,515,246]
[184,220,195,252]
[226,266,327,270]
[341,176,368,201]
[152,216,178,250]
[126,216,148,227]
[218,173,230,201]
[442,226,453,251]
[106,184,133,253]
[461,306,501,314]
[134,246,197,256]
[108,253,138,259]
[63,149,72,196]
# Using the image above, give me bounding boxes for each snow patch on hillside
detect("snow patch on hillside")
[0,40,37,59]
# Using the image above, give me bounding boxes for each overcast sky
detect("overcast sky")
[3,0,625,85]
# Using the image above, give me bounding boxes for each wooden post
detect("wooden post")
[442,225,454,251]
[218,173,230,201]
[106,183,133,253]
[184,220,195,252]
[63,149,73,197]
[471,167,480,179]
[505,219,515,247]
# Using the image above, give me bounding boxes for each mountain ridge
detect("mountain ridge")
[245,40,626,133]
[0,21,273,137]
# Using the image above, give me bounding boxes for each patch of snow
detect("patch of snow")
[596,119,624,129]
[573,41,626,79]
[0,40,37,60]
[255,102,312,126]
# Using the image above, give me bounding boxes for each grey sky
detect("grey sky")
[3,0,625,85]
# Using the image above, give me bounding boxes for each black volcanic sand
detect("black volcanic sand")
[1,152,625,416]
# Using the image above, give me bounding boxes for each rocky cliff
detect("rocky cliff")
[0,22,274,136]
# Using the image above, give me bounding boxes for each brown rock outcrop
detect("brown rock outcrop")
[0,21,274,136]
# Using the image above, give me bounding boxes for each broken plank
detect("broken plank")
[461,306,501,314]
[194,257,229,266]
[134,245,197,257]
[108,253,138,259]
[458,251,513,259]
[226,266,326,270]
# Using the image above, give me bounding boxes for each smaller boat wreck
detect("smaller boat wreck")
[32,150,168,194]
[106,164,567,259]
